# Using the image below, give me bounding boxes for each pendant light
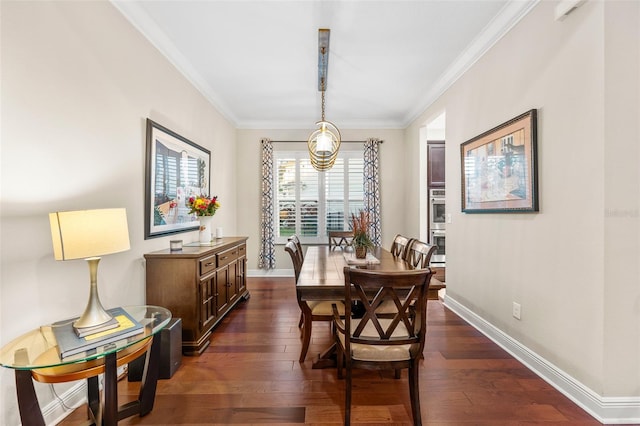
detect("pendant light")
[308,29,341,171]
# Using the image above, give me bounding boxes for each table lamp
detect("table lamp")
[49,208,130,331]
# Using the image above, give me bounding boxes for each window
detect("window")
[154,143,201,206]
[274,147,364,244]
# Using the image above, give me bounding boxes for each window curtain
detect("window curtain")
[363,138,382,246]
[258,138,276,269]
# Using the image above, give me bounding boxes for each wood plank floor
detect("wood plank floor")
[60,277,602,425]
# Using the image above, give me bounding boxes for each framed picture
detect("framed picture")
[144,119,210,239]
[460,109,538,213]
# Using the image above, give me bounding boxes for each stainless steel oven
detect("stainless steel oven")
[429,189,446,231]
[429,188,446,264]
[430,229,445,264]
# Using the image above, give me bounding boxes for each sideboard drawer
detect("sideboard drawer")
[217,247,238,268]
[199,255,217,276]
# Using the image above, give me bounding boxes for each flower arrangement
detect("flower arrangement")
[187,194,220,217]
[350,210,373,257]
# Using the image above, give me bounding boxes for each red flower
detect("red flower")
[187,194,220,217]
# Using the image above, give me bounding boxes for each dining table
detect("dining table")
[296,245,415,368]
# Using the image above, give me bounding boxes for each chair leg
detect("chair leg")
[336,344,344,380]
[408,360,422,426]
[299,314,312,362]
[298,312,303,328]
[345,362,352,426]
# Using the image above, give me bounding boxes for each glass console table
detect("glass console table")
[0,305,171,426]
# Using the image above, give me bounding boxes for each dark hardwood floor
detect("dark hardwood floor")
[60,277,601,425]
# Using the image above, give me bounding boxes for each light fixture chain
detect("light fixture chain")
[321,88,326,121]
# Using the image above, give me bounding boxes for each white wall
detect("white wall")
[236,129,405,272]
[602,0,640,397]
[0,2,237,424]
[406,0,639,401]
[2,1,638,425]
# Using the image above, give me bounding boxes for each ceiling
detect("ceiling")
[112,1,537,130]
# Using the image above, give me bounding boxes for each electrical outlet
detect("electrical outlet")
[512,302,521,320]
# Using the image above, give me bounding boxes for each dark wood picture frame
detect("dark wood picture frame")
[144,119,210,239]
[460,109,538,213]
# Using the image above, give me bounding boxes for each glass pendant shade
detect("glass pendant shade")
[315,124,333,154]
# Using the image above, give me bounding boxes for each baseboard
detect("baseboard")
[42,381,87,426]
[42,365,127,425]
[247,268,293,277]
[443,295,640,425]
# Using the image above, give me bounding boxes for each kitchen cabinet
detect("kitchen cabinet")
[427,141,445,188]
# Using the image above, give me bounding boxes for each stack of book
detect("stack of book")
[52,307,144,359]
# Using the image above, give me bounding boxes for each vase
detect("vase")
[355,245,367,259]
[198,216,214,244]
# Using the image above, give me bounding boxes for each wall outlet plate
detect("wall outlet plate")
[512,302,521,320]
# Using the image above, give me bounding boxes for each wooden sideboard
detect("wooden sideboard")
[144,237,248,355]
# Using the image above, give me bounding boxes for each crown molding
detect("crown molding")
[110,0,240,127]
[403,0,540,128]
[112,0,539,130]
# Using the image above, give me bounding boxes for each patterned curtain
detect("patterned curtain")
[363,138,382,246]
[258,138,276,269]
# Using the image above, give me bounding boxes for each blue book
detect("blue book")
[52,307,145,359]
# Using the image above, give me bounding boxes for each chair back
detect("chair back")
[329,230,354,250]
[288,235,304,264]
[404,239,436,269]
[389,234,412,258]
[342,267,433,353]
[284,240,303,282]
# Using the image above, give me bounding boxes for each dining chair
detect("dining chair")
[390,234,412,258]
[288,235,304,275]
[328,230,354,250]
[404,239,437,268]
[286,236,305,328]
[332,267,433,426]
[378,235,419,318]
[284,241,345,362]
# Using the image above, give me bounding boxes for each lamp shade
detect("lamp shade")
[49,208,130,261]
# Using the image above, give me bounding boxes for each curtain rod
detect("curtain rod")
[270,140,383,143]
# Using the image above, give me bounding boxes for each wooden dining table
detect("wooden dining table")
[296,245,415,368]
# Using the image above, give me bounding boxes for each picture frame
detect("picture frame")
[144,119,211,239]
[460,109,538,213]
